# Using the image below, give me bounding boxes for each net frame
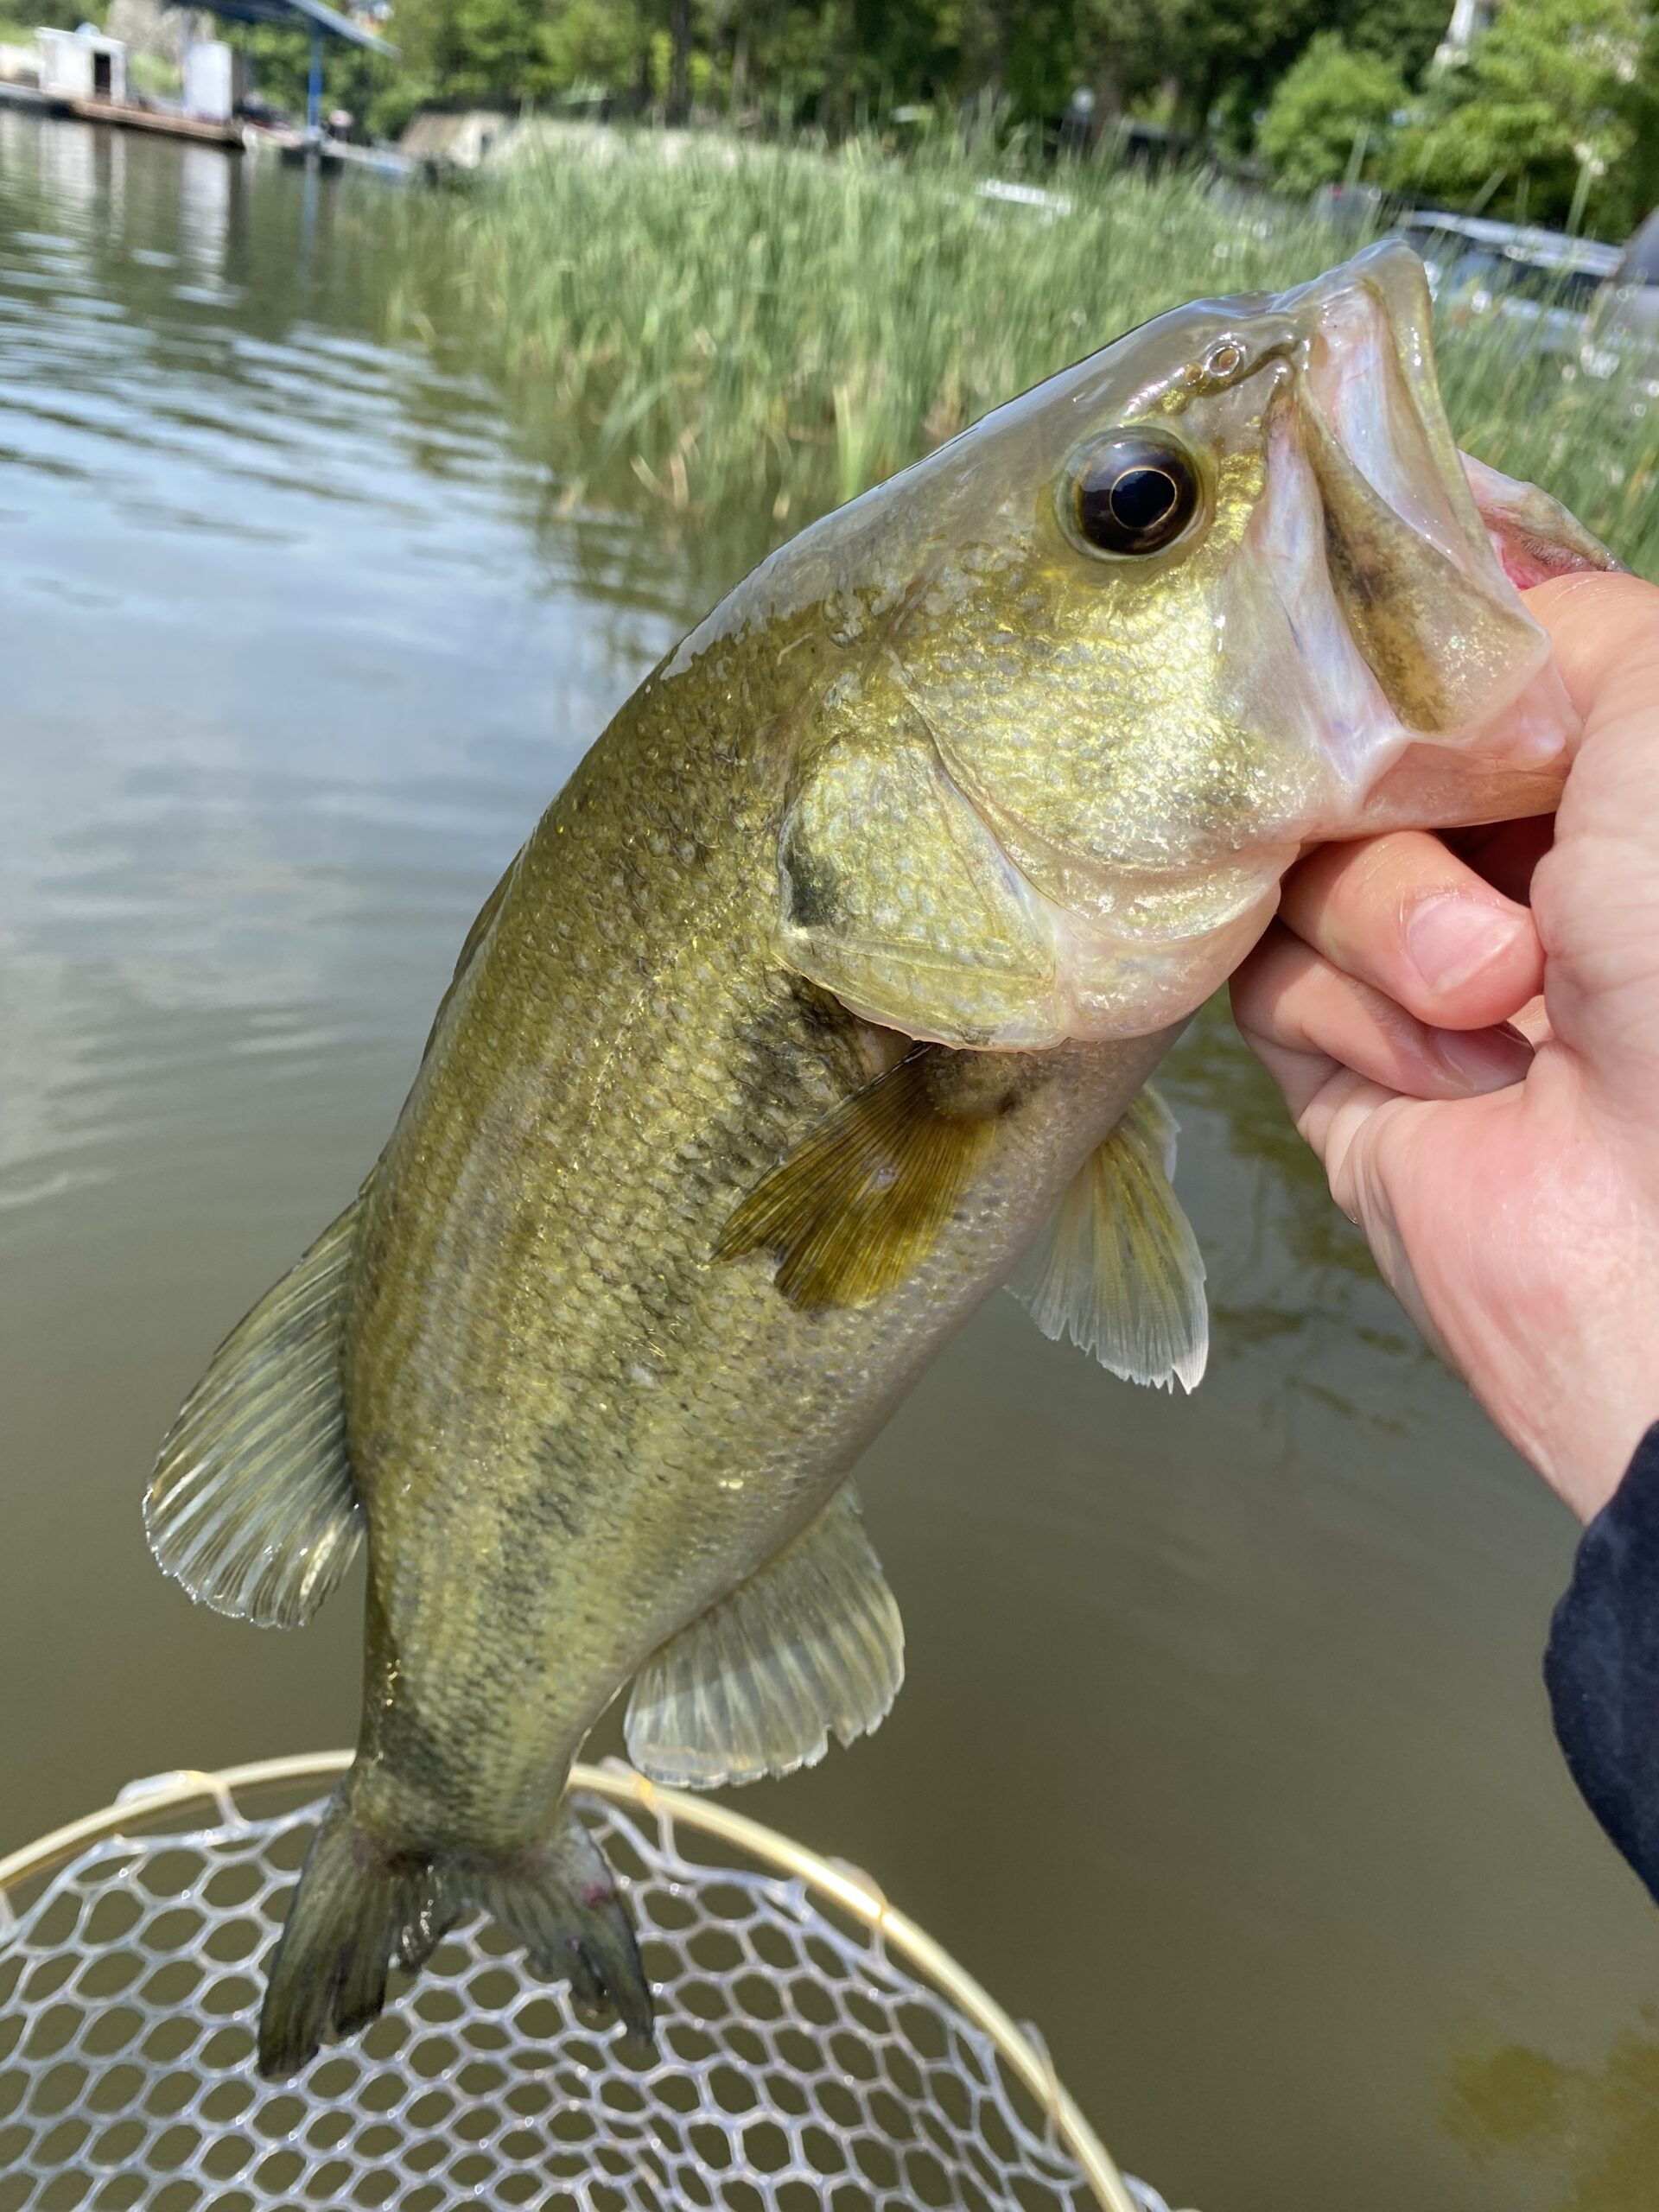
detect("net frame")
[0,1753,1175,2212]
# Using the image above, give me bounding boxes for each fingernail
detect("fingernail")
[1407,896,1528,994]
[1433,1025,1533,1092]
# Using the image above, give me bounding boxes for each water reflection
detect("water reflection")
[1162,1004,1429,1430]
[1445,2022,1659,2209]
[2,112,1656,2212]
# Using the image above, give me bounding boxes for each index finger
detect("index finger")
[1277,829,1543,1032]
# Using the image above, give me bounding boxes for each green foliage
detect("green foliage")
[390,0,556,106]
[379,130,1659,584]
[223,21,394,126]
[28,0,102,27]
[128,49,181,97]
[1387,0,1643,229]
[1342,0,1447,79]
[1256,32,1409,192]
[358,0,1480,155]
[540,0,645,97]
[269,0,1653,252]
[1609,12,1659,236]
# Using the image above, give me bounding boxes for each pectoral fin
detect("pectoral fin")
[625,1484,904,1789]
[145,1198,365,1627]
[714,1048,1001,1313]
[1011,1086,1207,1392]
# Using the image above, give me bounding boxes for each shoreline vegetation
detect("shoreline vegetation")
[383,130,1659,581]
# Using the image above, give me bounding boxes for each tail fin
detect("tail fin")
[257,1789,652,2081]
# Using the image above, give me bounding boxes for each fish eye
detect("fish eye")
[1068,432,1202,558]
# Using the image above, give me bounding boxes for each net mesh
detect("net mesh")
[0,1778,1174,2212]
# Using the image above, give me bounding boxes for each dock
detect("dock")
[270,132,413,178]
[62,96,246,147]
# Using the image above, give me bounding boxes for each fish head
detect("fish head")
[776,241,1617,1049]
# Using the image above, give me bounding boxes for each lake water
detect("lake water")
[3,113,1656,2212]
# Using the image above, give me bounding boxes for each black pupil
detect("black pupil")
[1109,467,1177,531]
[1075,436,1197,555]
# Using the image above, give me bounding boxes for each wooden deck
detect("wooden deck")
[64,98,246,148]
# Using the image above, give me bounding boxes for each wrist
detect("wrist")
[1359,1084,1659,1524]
[1446,1245,1659,1523]
[1503,1388,1659,1525]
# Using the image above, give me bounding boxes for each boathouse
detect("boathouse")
[36,26,128,105]
[176,0,394,132]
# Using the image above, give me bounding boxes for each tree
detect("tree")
[1389,0,1643,229]
[540,0,646,96]
[1343,0,1447,86]
[1257,31,1409,191]
[390,0,560,106]
[1607,9,1659,235]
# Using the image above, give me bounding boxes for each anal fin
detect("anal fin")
[1011,1085,1208,1393]
[625,1484,904,1789]
[145,1197,366,1628]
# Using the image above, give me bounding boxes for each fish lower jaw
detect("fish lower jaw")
[1461,651,1579,773]
[822,886,1279,1052]
[1344,651,1576,836]
[1048,893,1280,1043]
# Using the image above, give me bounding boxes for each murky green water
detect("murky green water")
[3,114,1656,2211]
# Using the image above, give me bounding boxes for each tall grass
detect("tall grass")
[385,128,1659,577]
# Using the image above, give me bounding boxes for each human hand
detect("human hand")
[1231,573,1659,1522]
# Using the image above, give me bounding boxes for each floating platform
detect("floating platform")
[63,96,246,147]
[265,130,413,178]
[0,78,49,111]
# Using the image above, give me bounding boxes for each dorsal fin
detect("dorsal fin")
[144,1198,365,1627]
[1011,1085,1208,1393]
[625,1484,904,1789]
[714,1048,1001,1313]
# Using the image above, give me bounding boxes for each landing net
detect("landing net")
[0,1756,1186,2212]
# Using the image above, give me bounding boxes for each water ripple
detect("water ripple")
[0,107,688,1216]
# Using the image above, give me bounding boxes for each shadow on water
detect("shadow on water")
[2,109,1657,2212]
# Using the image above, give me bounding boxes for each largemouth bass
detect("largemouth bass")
[145,242,1619,2079]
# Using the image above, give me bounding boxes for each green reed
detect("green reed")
[384,128,1658,577]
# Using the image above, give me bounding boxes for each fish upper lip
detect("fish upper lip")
[1219,246,1575,800]
[1294,276,1495,585]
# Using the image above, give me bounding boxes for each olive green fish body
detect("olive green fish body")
[346,654,1174,1846]
[146,240,1621,2078]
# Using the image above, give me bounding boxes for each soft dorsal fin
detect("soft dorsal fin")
[144,1198,366,1627]
[1011,1086,1208,1393]
[714,1048,1001,1313]
[625,1484,904,1789]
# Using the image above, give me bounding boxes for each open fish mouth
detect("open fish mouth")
[1298,245,1620,593]
[1236,240,1611,819]
[1293,241,1495,586]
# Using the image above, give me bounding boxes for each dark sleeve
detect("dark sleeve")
[1545,1422,1659,1904]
